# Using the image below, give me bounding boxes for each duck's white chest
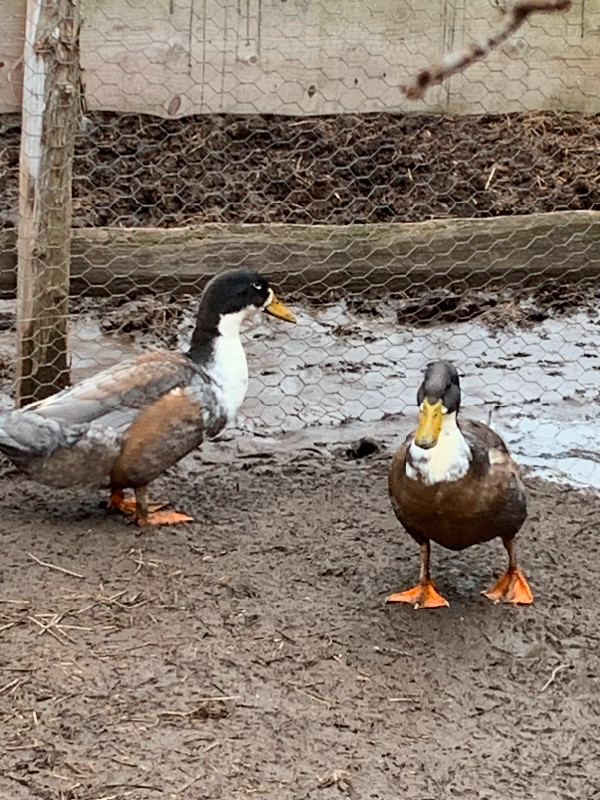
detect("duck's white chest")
[407,416,472,485]
[207,327,249,424]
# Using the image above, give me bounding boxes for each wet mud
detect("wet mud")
[1,291,599,798]
[1,450,599,799]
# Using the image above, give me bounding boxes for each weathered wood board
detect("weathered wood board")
[15,0,81,405]
[1,0,598,117]
[1,211,599,299]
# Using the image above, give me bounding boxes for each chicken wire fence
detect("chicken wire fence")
[0,0,599,480]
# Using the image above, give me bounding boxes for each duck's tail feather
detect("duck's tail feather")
[0,410,83,468]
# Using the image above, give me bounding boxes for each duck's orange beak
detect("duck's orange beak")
[264,295,296,323]
[414,398,443,449]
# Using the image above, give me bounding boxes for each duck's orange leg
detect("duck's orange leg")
[107,488,192,526]
[107,489,138,515]
[483,537,533,605]
[387,540,449,609]
[132,486,194,527]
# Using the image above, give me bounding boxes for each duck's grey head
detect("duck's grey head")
[414,360,461,449]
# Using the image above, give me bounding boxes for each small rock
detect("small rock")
[346,437,381,459]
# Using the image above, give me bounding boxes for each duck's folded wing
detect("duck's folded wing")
[461,419,509,454]
[0,352,198,462]
[30,351,198,426]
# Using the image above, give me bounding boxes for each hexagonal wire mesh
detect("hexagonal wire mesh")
[0,0,599,485]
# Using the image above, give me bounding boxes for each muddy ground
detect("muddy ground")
[1,448,599,800]
[1,107,599,798]
[1,291,600,798]
[0,111,599,229]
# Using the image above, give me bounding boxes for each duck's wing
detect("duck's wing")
[460,418,524,477]
[461,417,526,525]
[0,351,198,464]
[459,418,510,454]
[388,433,413,517]
[31,351,198,426]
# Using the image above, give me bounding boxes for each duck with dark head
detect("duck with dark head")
[0,269,296,526]
[388,360,533,609]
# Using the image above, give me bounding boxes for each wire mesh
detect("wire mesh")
[0,0,599,483]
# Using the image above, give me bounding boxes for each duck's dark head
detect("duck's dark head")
[198,269,296,326]
[414,360,461,449]
[189,269,295,359]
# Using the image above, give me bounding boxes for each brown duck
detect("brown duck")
[388,360,533,609]
[0,269,295,525]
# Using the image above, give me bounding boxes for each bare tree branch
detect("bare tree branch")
[401,0,572,101]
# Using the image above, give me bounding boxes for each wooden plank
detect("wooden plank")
[0,0,26,111]
[1,211,599,299]
[0,0,597,116]
[16,0,82,405]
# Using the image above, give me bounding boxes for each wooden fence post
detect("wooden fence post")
[16,0,82,406]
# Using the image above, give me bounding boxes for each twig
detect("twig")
[5,741,42,751]
[401,0,572,101]
[159,695,240,717]
[373,645,413,657]
[485,163,498,190]
[0,621,19,634]
[0,598,31,604]
[87,793,136,800]
[180,774,203,793]
[193,695,240,702]
[0,678,21,696]
[539,663,570,693]
[49,772,72,782]
[287,683,331,707]
[27,615,65,644]
[27,614,77,644]
[28,552,85,579]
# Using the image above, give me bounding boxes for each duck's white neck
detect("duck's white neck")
[407,411,472,485]
[205,309,252,424]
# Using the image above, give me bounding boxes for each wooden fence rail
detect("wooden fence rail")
[1,211,599,299]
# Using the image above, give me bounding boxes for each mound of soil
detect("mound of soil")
[1,111,598,229]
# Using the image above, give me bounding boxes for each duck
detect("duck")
[387,360,533,608]
[0,268,296,526]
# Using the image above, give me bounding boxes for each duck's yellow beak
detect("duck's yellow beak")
[264,295,296,323]
[414,398,443,449]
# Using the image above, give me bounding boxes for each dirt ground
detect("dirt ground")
[1,108,599,799]
[0,437,599,799]
[0,111,599,229]
[1,280,600,800]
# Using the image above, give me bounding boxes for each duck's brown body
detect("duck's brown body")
[0,269,296,525]
[386,360,533,609]
[389,419,527,552]
[3,352,205,488]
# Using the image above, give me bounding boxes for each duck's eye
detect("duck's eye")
[252,282,264,291]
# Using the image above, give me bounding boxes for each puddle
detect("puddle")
[2,297,600,490]
[0,300,138,409]
[230,302,600,490]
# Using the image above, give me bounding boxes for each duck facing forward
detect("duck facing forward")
[387,360,533,609]
[0,269,296,525]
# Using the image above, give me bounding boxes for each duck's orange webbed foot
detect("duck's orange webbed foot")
[387,579,449,609]
[483,568,533,605]
[107,489,167,517]
[107,489,138,515]
[135,509,194,527]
